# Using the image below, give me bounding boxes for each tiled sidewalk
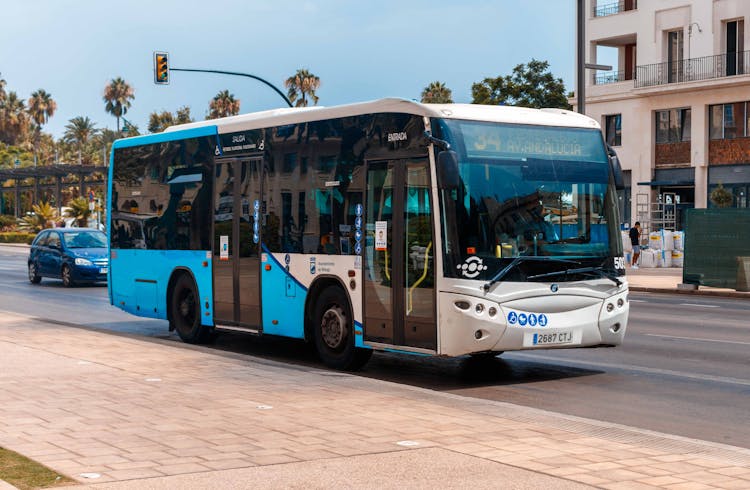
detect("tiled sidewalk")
[0,311,749,489]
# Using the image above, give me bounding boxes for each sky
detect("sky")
[1,0,586,140]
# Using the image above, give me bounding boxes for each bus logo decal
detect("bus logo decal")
[457,256,488,279]
[309,257,316,275]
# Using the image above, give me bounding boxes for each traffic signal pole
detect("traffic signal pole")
[171,68,293,108]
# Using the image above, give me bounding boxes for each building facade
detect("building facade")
[580,0,750,230]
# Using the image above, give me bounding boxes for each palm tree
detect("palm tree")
[63,196,92,227]
[207,90,240,119]
[27,89,57,128]
[18,202,58,232]
[103,77,135,133]
[284,69,321,107]
[421,81,453,103]
[0,91,30,145]
[63,116,99,164]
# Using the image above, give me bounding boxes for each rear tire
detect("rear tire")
[313,287,372,371]
[28,262,41,284]
[170,274,211,343]
[61,264,75,287]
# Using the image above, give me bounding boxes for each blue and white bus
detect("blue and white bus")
[108,98,628,370]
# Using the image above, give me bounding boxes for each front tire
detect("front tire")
[170,274,211,343]
[313,287,372,371]
[61,264,75,287]
[28,263,41,284]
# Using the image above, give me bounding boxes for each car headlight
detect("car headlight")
[75,258,93,266]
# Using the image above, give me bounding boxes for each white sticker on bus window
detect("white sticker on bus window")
[375,221,387,251]
[220,235,229,261]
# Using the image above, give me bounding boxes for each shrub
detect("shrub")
[0,232,36,244]
[0,214,17,231]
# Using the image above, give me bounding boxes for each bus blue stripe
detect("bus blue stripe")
[112,126,218,149]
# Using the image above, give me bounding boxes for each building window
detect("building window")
[710,101,748,140]
[655,108,690,143]
[605,114,622,146]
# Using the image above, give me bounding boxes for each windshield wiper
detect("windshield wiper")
[482,256,580,292]
[527,266,622,287]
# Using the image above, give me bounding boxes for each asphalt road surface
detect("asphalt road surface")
[1,244,748,448]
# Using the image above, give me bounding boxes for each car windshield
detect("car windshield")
[436,119,622,281]
[63,231,107,248]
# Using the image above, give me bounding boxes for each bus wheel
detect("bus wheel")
[171,274,210,344]
[314,287,372,371]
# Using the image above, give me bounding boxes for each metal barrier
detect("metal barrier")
[683,208,750,290]
[636,51,750,88]
[593,0,637,18]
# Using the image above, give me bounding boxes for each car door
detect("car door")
[30,231,48,273]
[43,231,63,277]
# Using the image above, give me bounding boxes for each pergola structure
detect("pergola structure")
[0,164,108,217]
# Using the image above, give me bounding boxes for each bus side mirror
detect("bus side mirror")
[438,150,460,189]
[607,145,625,190]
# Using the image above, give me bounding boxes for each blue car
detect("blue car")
[28,228,109,287]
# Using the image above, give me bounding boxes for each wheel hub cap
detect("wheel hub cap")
[321,307,346,349]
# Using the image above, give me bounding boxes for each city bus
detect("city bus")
[108,98,629,370]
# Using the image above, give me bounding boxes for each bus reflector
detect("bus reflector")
[467,247,476,254]
[348,270,355,277]
[265,264,271,271]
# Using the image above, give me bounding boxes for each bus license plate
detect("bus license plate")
[529,331,574,346]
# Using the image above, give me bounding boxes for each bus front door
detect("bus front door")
[364,158,436,351]
[213,158,262,330]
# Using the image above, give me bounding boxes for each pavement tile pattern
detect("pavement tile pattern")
[0,311,749,489]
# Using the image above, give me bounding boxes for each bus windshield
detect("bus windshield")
[436,119,622,281]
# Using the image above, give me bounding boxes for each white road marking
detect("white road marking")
[646,333,750,346]
[628,299,646,302]
[679,303,720,308]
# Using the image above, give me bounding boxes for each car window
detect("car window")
[34,231,49,246]
[63,231,107,248]
[47,233,61,248]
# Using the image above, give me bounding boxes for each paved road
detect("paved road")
[1,245,748,448]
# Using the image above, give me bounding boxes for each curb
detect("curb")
[629,286,750,298]
[0,480,18,490]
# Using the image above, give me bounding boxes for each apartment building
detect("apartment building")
[579,0,750,229]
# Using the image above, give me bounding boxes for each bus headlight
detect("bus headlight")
[475,303,485,314]
[617,298,624,308]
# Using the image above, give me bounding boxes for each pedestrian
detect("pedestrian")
[629,222,642,268]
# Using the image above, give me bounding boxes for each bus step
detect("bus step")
[215,324,261,335]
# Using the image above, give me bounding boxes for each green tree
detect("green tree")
[63,196,92,227]
[421,81,453,103]
[18,202,57,232]
[0,91,30,145]
[63,116,99,164]
[148,106,194,133]
[103,77,135,133]
[284,69,320,107]
[27,89,57,129]
[710,183,733,208]
[471,59,571,109]
[207,91,240,119]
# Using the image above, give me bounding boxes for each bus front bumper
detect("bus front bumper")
[437,289,629,357]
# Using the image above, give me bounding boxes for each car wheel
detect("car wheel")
[170,274,212,343]
[28,262,41,284]
[61,264,75,287]
[313,287,372,371]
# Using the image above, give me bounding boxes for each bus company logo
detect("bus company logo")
[232,134,246,144]
[309,257,316,275]
[456,256,488,279]
[387,132,408,143]
[550,283,559,293]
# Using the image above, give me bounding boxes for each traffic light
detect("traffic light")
[154,52,169,84]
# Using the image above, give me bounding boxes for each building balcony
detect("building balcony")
[592,0,637,18]
[594,70,633,85]
[635,51,750,88]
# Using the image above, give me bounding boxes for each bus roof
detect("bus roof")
[162,98,600,135]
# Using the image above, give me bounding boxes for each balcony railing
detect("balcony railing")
[593,0,637,18]
[594,70,632,85]
[635,51,750,88]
